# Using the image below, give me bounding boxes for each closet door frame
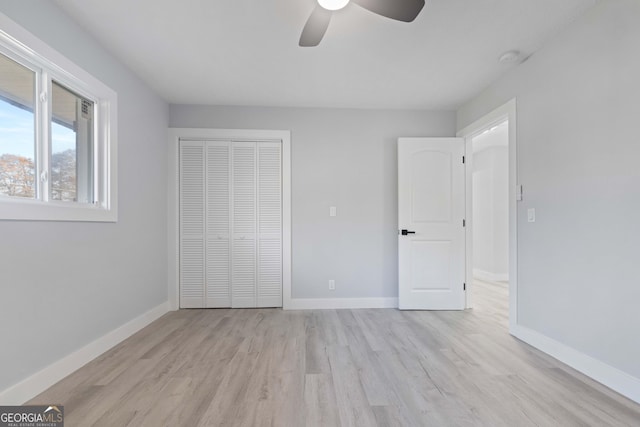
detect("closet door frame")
[168,128,292,310]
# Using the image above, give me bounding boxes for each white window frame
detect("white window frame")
[0,11,117,222]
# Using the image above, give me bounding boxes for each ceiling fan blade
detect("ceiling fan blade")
[352,0,425,22]
[299,6,333,47]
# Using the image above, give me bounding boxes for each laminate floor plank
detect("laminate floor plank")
[327,344,379,427]
[304,373,341,427]
[27,280,640,426]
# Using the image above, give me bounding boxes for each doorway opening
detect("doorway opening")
[457,99,518,332]
[470,120,509,322]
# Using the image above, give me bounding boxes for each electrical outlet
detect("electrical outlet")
[328,279,335,290]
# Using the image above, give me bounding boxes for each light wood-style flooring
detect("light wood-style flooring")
[30,281,640,426]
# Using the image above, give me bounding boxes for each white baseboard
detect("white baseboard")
[512,324,640,404]
[287,297,398,310]
[0,302,169,405]
[473,268,508,283]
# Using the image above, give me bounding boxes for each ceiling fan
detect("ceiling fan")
[299,0,425,47]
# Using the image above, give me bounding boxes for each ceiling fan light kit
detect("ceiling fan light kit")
[300,0,426,47]
[318,0,350,11]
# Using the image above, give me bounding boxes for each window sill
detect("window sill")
[0,197,117,222]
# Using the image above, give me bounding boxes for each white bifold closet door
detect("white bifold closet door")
[255,142,282,307]
[206,142,232,307]
[179,141,207,308]
[179,139,282,308]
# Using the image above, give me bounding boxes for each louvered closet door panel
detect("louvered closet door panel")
[232,142,257,308]
[206,141,231,308]
[179,141,205,308]
[232,238,256,308]
[257,142,282,308]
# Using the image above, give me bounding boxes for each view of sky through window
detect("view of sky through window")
[0,100,77,157]
[1,99,77,199]
[0,98,35,158]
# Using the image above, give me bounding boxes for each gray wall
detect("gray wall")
[0,2,169,391]
[171,106,455,299]
[458,0,640,379]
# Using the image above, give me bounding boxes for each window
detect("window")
[0,12,117,221]
[50,82,94,203]
[0,53,36,199]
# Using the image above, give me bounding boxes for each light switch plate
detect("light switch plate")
[329,206,336,217]
[528,208,536,223]
[329,279,335,290]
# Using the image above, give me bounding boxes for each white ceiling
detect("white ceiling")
[54,0,599,110]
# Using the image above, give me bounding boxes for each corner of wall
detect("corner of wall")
[0,302,169,405]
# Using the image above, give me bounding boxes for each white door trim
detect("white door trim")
[168,128,292,310]
[457,99,517,333]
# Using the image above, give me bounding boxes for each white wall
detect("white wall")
[458,0,640,380]
[0,1,169,392]
[472,127,509,281]
[170,105,455,299]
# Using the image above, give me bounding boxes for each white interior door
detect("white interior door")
[231,141,258,308]
[180,139,282,309]
[398,138,466,310]
[206,141,231,307]
[257,142,283,307]
[180,141,206,308]
[231,141,283,308]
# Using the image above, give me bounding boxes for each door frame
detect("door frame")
[457,99,518,333]
[167,128,292,310]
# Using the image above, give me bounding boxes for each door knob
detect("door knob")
[401,229,416,235]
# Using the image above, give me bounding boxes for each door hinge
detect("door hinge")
[462,155,465,164]
[464,283,466,291]
[463,219,466,227]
